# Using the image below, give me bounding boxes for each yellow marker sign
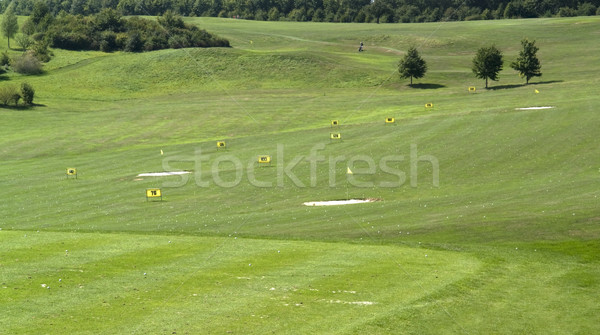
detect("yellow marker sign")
[425,103,434,108]
[534,89,539,94]
[160,149,164,155]
[66,168,77,179]
[468,86,476,92]
[331,120,339,126]
[258,155,271,164]
[385,117,395,123]
[330,133,341,140]
[217,141,226,148]
[146,188,162,201]
[347,167,353,175]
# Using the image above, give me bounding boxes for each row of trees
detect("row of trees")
[1,3,230,53]
[3,0,600,23]
[398,39,542,88]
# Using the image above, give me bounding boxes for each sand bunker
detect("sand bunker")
[515,106,555,110]
[303,199,377,206]
[137,171,191,177]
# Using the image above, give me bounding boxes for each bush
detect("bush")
[0,85,18,105]
[168,35,189,49]
[21,82,35,105]
[12,52,43,75]
[31,40,53,62]
[0,51,10,66]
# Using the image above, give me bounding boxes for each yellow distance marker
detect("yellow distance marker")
[468,86,476,92]
[146,188,162,201]
[258,155,271,165]
[425,103,434,108]
[331,120,339,127]
[385,117,395,124]
[330,133,341,140]
[217,141,226,149]
[534,89,539,94]
[66,168,77,179]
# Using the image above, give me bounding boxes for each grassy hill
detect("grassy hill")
[1,17,599,334]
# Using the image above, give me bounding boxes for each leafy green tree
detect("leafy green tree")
[472,45,503,88]
[511,38,542,84]
[398,47,427,86]
[15,33,34,50]
[1,4,19,49]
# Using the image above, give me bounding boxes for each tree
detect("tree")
[511,38,541,84]
[472,45,503,88]
[398,47,427,86]
[1,4,19,49]
[15,34,34,50]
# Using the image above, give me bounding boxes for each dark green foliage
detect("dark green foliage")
[0,0,595,23]
[124,31,143,52]
[21,82,35,105]
[511,39,542,84]
[398,46,427,86]
[41,11,229,52]
[31,40,53,62]
[93,8,124,32]
[472,45,504,88]
[0,51,10,66]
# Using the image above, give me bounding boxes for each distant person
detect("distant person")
[358,42,364,52]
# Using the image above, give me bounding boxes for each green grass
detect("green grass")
[1,16,599,334]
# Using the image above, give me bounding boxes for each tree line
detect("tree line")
[1,3,229,54]
[398,39,542,88]
[2,0,599,23]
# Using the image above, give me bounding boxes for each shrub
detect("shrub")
[0,85,18,105]
[31,40,53,62]
[168,35,189,49]
[0,51,10,66]
[12,52,43,75]
[21,82,35,105]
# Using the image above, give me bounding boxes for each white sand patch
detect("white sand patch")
[303,199,377,206]
[327,300,375,305]
[515,106,555,110]
[137,171,191,177]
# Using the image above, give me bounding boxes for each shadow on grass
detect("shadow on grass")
[410,83,446,89]
[487,80,564,90]
[0,103,45,110]
[530,80,564,86]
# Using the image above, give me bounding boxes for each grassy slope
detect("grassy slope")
[1,17,599,334]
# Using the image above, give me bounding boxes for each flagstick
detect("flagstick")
[346,178,349,200]
[346,166,352,200]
